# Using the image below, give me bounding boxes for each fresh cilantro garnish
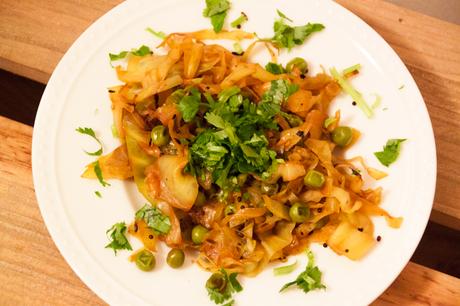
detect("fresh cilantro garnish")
[131,45,151,56]
[105,222,132,254]
[271,10,325,50]
[186,79,298,189]
[276,9,293,22]
[146,27,166,39]
[109,45,151,63]
[206,269,243,306]
[265,62,285,74]
[230,12,248,28]
[323,117,337,128]
[274,260,298,276]
[280,250,325,293]
[135,204,171,235]
[374,139,406,167]
[95,191,102,198]
[94,160,111,187]
[76,127,103,156]
[178,87,202,122]
[109,51,128,62]
[203,0,230,33]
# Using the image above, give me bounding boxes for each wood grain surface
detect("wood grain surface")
[0,115,459,305]
[1,0,459,229]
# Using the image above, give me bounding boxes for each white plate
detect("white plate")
[32,0,436,305]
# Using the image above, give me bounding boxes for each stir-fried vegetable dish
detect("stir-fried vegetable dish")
[78,3,404,304]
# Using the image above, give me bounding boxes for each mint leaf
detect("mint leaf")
[135,204,171,235]
[374,139,406,167]
[105,222,132,254]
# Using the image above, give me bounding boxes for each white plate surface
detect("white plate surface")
[32,0,436,305]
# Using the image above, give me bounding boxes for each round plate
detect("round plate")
[32,0,436,305]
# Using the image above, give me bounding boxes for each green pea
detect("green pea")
[206,272,227,291]
[261,182,279,195]
[135,249,156,272]
[331,126,353,147]
[191,225,208,244]
[304,170,325,189]
[194,191,206,207]
[224,204,236,216]
[150,125,169,146]
[166,248,185,268]
[289,202,310,223]
[237,173,248,186]
[286,57,308,74]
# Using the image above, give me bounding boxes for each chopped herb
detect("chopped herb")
[342,63,361,76]
[178,87,202,122]
[374,138,406,167]
[233,42,243,55]
[398,84,405,90]
[109,45,151,64]
[95,191,102,198]
[276,9,293,22]
[330,67,374,118]
[280,250,325,293]
[131,45,151,56]
[230,12,248,28]
[94,160,111,187]
[265,62,285,74]
[146,27,166,39]
[105,222,132,254]
[274,260,298,276]
[323,117,337,128]
[135,204,171,235]
[76,127,103,156]
[203,0,230,33]
[271,10,325,50]
[109,51,128,62]
[206,269,243,305]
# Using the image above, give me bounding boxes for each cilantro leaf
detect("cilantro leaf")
[135,204,171,235]
[374,139,406,167]
[271,12,325,50]
[280,251,326,293]
[131,45,151,56]
[230,12,248,28]
[109,51,128,62]
[105,222,132,254]
[76,127,103,156]
[257,79,298,119]
[206,269,242,305]
[146,27,166,39]
[109,45,151,64]
[203,0,230,33]
[94,160,111,187]
[178,88,202,122]
[265,62,285,74]
[276,9,293,22]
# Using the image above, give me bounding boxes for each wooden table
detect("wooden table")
[0,0,459,305]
